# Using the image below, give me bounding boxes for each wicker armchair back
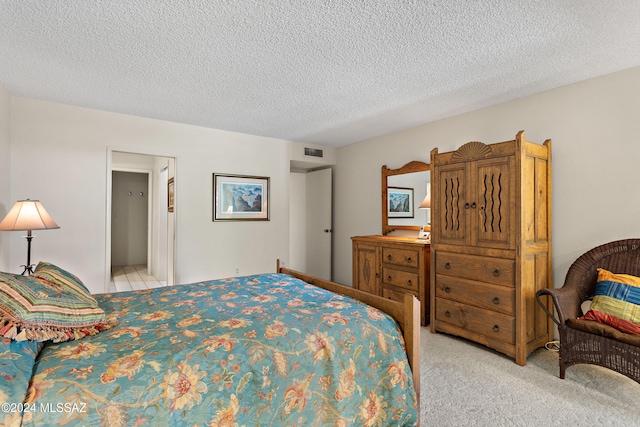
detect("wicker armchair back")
[536,239,640,382]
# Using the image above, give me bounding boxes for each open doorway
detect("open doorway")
[107,151,175,292]
[289,166,333,280]
[112,171,149,267]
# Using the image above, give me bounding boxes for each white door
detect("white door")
[306,168,332,280]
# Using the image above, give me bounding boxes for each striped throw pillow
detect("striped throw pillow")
[32,261,96,304]
[0,271,116,342]
[589,268,640,324]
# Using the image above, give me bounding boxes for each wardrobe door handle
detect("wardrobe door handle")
[470,202,477,209]
[464,203,470,209]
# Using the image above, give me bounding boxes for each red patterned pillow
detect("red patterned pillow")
[580,309,640,335]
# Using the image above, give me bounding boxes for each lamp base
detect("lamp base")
[20,264,35,275]
[21,234,34,276]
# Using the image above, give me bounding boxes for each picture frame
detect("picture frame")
[167,177,175,212]
[213,173,270,221]
[388,186,414,218]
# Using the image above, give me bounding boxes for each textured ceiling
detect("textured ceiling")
[1,1,640,148]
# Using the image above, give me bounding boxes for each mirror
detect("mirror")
[382,161,430,235]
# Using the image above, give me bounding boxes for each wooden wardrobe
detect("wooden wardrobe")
[429,131,552,365]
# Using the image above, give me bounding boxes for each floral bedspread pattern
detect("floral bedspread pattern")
[13,273,417,426]
[0,339,43,427]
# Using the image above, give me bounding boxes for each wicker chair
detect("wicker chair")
[536,239,640,383]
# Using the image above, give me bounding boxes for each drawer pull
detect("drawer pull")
[445,311,451,318]
[470,202,477,209]
[493,297,500,305]
[406,280,412,287]
[493,268,501,277]
[493,325,500,333]
[464,202,470,209]
[444,286,451,293]
[444,262,451,269]
[387,254,393,261]
[387,275,393,281]
[406,256,412,263]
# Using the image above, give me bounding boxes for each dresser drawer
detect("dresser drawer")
[382,247,420,269]
[435,298,515,344]
[381,286,414,303]
[382,267,419,292]
[435,252,514,287]
[435,275,515,315]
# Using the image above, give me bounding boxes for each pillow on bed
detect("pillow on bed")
[32,261,96,303]
[0,271,116,342]
[579,268,640,334]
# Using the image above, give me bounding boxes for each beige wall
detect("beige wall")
[8,97,292,293]
[0,86,10,271]
[334,66,640,289]
[4,66,639,291]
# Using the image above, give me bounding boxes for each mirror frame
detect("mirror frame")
[382,160,431,235]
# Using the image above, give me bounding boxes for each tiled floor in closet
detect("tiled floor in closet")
[109,264,166,293]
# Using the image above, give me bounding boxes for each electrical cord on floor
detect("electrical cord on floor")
[545,340,560,352]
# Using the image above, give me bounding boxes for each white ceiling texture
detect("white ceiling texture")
[1,1,640,148]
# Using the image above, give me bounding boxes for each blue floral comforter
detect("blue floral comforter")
[2,273,417,426]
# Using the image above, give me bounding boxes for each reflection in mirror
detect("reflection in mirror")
[388,172,430,227]
[382,161,430,236]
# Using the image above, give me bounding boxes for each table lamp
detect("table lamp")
[418,192,431,240]
[0,199,59,275]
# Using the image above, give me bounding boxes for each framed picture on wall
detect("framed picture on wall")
[168,177,175,212]
[388,186,414,218]
[213,173,270,221]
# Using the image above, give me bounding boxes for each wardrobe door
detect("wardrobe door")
[472,156,516,250]
[434,162,469,246]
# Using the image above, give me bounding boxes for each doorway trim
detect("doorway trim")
[105,147,177,293]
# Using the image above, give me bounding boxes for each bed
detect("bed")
[1,261,419,426]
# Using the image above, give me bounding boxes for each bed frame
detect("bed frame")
[277,260,421,408]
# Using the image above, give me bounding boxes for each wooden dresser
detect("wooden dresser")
[352,235,430,326]
[430,131,552,365]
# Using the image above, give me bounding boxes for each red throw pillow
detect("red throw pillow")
[581,309,640,335]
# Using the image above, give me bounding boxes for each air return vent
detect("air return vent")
[304,147,324,158]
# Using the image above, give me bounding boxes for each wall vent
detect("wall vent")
[304,147,324,158]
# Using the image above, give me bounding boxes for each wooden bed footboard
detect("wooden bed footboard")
[277,260,421,409]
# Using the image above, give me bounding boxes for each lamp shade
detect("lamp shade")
[0,199,59,231]
[418,193,431,209]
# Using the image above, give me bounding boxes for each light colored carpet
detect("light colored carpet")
[419,328,640,426]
